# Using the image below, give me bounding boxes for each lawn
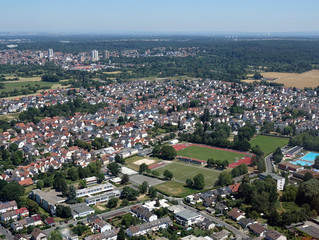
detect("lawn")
[0,81,55,93]
[154,181,198,197]
[156,162,221,188]
[249,135,289,156]
[177,145,246,163]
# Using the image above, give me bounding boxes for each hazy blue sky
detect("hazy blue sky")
[1,0,319,33]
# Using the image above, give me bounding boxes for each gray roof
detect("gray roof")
[71,203,94,215]
[259,172,284,181]
[176,210,201,220]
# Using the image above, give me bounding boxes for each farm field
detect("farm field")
[156,162,220,188]
[249,135,289,156]
[154,180,198,197]
[177,145,246,163]
[243,70,319,88]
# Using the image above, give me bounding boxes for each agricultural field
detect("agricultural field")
[154,180,198,197]
[249,135,289,156]
[243,70,319,88]
[177,145,246,163]
[156,162,220,188]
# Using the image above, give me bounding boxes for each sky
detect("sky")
[1,0,319,34]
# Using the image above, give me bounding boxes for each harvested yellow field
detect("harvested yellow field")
[243,70,319,88]
[103,71,122,75]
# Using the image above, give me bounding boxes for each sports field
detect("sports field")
[177,145,246,163]
[156,162,220,188]
[249,135,289,156]
[154,181,198,197]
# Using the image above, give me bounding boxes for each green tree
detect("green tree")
[26,199,39,215]
[36,180,44,190]
[107,198,118,209]
[79,180,86,189]
[121,174,129,185]
[163,170,173,180]
[304,172,314,181]
[282,185,298,202]
[66,185,77,204]
[48,230,63,240]
[296,179,319,212]
[1,181,25,202]
[115,155,125,164]
[193,173,205,190]
[160,145,177,160]
[121,186,139,201]
[107,162,121,176]
[67,168,79,181]
[56,205,72,218]
[186,179,193,188]
[139,181,148,194]
[117,227,126,240]
[218,171,232,186]
[148,187,157,198]
[139,163,148,173]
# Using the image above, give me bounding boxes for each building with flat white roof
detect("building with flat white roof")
[85,190,120,205]
[76,183,114,198]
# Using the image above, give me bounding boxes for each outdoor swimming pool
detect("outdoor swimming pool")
[301,152,319,161]
[291,160,313,166]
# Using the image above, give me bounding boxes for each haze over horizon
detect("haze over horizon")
[1,0,319,34]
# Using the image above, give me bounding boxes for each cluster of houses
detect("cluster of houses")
[227,208,287,240]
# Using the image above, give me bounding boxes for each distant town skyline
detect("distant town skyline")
[1,0,319,34]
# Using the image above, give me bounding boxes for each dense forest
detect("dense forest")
[1,36,319,82]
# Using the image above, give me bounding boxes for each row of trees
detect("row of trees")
[179,122,255,152]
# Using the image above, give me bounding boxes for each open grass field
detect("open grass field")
[0,81,55,93]
[177,145,246,163]
[249,135,289,156]
[154,180,198,197]
[4,76,42,82]
[243,70,319,88]
[156,162,220,188]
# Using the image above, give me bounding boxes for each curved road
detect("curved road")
[178,200,249,240]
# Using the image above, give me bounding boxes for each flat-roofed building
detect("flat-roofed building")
[85,176,98,186]
[85,190,120,205]
[175,210,203,226]
[30,189,59,215]
[70,203,95,219]
[76,183,114,198]
[259,173,285,191]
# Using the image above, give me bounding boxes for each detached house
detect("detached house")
[227,208,245,221]
[130,205,157,222]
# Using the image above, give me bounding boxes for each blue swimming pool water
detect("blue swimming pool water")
[291,160,313,166]
[301,152,319,161]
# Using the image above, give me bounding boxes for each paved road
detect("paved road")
[42,203,141,236]
[178,200,249,240]
[265,154,273,173]
[0,225,14,240]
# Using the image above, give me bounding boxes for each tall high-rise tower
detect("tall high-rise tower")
[91,50,99,62]
[104,50,110,59]
[48,49,54,58]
